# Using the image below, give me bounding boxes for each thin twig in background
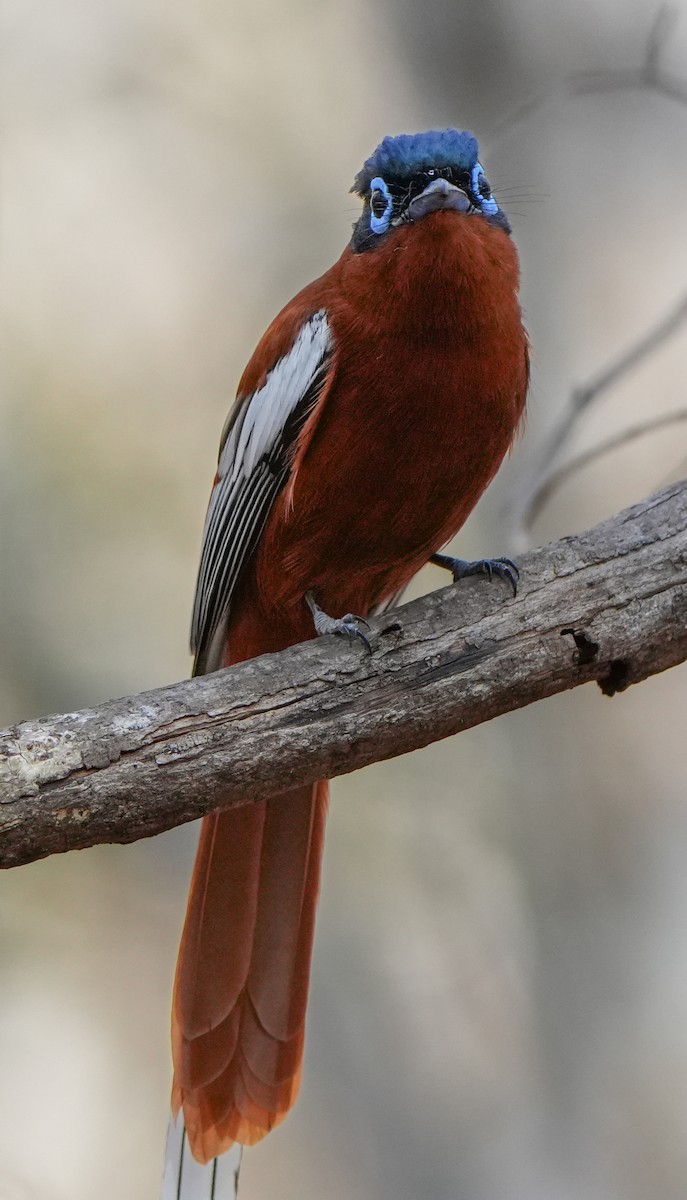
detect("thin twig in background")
[508,293,687,547]
[521,410,687,529]
[490,6,687,147]
[491,7,687,548]
[573,7,687,107]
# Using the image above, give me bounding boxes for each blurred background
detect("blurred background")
[1,1,687,1197]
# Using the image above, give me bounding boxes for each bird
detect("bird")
[162,127,529,1198]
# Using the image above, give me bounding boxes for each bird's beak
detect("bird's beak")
[404,178,473,223]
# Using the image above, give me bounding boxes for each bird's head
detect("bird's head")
[350,129,510,254]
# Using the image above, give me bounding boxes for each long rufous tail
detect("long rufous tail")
[169,780,329,1169]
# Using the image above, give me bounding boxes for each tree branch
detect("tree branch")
[489,6,687,146]
[491,9,687,550]
[1,479,686,870]
[507,290,687,548]
[515,409,687,532]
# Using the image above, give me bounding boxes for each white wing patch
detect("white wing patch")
[161,1111,242,1200]
[191,310,333,673]
[223,309,332,482]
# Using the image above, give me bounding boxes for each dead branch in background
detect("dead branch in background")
[572,6,687,106]
[508,295,687,548]
[493,7,687,548]
[515,411,687,532]
[1,480,686,871]
[491,7,687,142]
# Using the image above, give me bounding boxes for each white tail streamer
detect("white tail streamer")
[161,1112,242,1200]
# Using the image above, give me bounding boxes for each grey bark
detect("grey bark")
[1,480,686,869]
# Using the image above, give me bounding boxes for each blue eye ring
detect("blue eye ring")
[470,163,498,216]
[369,176,393,234]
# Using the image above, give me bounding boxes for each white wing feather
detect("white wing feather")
[190,310,333,673]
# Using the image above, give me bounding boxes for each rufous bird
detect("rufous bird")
[162,128,528,1198]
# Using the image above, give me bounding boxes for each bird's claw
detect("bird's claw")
[337,614,372,652]
[432,554,519,597]
[305,592,373,652]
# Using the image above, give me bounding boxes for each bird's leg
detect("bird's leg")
[305,591,372,652]
[430,552,519,597]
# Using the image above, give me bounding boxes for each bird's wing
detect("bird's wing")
[190,308,334,674]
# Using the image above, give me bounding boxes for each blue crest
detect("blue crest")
[353,129,480,195]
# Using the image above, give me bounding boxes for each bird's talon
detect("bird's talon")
[345,622,372,652]
[305,593,373,652]
[431,553,520,597]
[343,613,370,629]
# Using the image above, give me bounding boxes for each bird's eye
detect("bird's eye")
[370,190,388,218]
[470,162,498,216]
[368,176,393,235]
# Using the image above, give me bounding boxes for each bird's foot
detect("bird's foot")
[305,591,372,652]
[431,553,519,597]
